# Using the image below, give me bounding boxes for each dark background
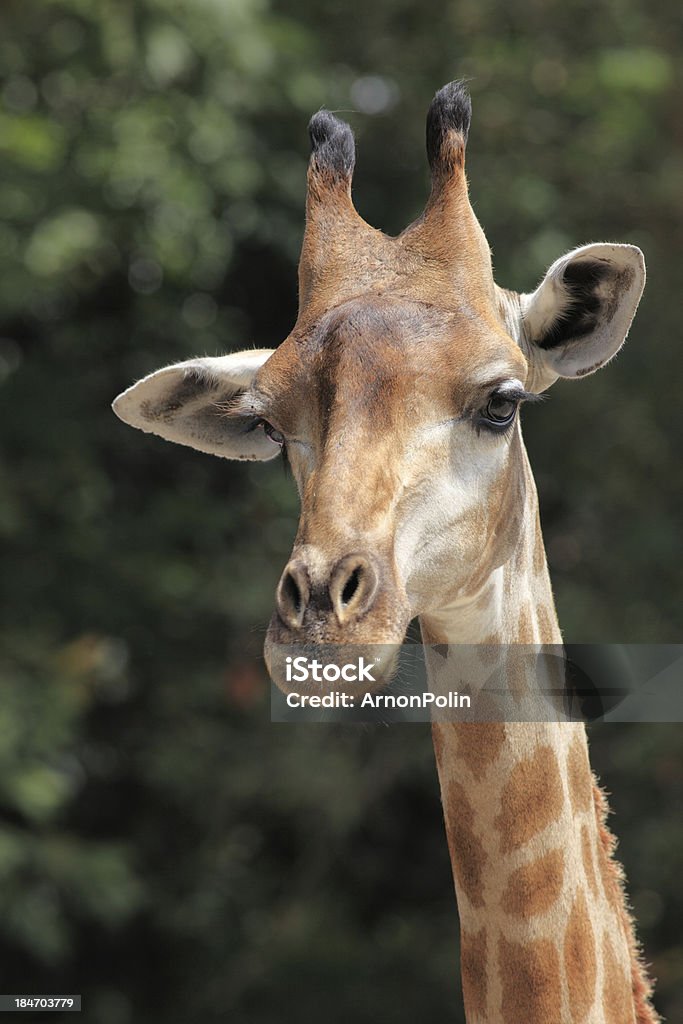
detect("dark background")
[0,1,681,1021]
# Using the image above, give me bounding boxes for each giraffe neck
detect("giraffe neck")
[418,462,658,1024]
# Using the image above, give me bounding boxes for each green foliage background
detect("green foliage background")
[0,1,681,1021]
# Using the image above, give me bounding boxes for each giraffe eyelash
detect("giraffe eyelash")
[474,387,544,436]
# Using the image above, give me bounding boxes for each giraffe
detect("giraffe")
[112,82,659,1023]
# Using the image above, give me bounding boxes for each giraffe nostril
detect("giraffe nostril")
[330,555,379,624]
[276,553,380,630]
[283,571,302,613]
[276,561,310,629]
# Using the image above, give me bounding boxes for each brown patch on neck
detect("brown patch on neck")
[567,733,594,814]
[564,890,598,1022]
[499,935,562,1023]
[443,780,488,909]
[454,722,506,781]
[460,926,488,1019]
[501,848,564,917]
[494,745,564,853]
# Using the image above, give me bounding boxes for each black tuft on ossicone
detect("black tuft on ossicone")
[426,80,472,171]
[308,110,356,179]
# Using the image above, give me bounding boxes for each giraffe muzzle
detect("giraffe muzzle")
[265,547,410,694]
[275,552,379,631]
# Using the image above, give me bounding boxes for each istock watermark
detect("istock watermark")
[285,655,377,684]
[270,644,683,724]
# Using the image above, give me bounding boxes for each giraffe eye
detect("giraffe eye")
[481,393,518,430]
[259,419,285,446]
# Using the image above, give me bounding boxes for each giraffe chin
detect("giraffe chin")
[264,619,407,698]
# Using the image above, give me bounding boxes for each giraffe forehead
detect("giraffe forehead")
[258,297,527,421]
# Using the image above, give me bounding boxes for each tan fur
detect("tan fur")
[592,782,659,1024]
[603,931,636,1024]
[568,733,594,814]
[565,890,598,1022]
[582,823,601,901]
[113,86,657,1024]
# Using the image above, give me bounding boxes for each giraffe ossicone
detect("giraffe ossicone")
[113,82,658,1023]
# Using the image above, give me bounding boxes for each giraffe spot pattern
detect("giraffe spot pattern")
[456,723,506,781]
[602,931,636,1024]
[460,926,487,1019]
[444,781,487,908]
[499,935,562,1023]
[567,735,593,814]
[581,824,600,900]
[501,847,564,917]
[495,745,565,853]
[564,890,597,1022]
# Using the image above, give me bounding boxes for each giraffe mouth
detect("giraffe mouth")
[264,632,405,698]
[265,553,412,696]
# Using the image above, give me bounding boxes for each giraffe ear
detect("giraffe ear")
[112,349,280,461]
[521,243,645,388]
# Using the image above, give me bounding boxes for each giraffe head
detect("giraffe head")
[113,82,645,686]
